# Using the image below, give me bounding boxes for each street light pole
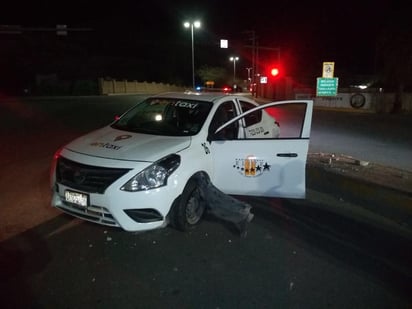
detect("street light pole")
[246,67,252,82]
[229,56,239,83]
[246,67,252,91]
[184,21,201,89]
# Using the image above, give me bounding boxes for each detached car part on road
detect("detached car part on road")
[50,92,313,233]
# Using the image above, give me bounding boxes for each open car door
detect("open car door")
[209,100,313,199]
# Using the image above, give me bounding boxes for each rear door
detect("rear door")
[209,100,313,198]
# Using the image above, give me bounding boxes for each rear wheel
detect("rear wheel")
[171,179,205,231]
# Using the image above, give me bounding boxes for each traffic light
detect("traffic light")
[270,67,279,77]
[267,64,282,79]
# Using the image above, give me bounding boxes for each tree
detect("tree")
[375,6,412,113]
[196,65,228,87]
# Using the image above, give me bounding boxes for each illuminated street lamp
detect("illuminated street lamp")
[229,56,239,83]
[184,20,201,89]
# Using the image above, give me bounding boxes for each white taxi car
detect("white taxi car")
[50,92,313,232]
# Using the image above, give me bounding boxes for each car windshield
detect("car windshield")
[112,98,213,136]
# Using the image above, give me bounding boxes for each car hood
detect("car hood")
[65,126,191,162]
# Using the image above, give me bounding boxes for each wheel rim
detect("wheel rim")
[185,189,204,225]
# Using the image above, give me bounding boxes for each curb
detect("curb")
[242,164,412,239]
[305,165,412,238]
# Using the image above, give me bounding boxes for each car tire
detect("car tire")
[170,179,205,231]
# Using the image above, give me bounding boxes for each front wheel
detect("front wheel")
[170,179,205,231]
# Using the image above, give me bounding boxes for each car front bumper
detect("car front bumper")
[51,181,178,232]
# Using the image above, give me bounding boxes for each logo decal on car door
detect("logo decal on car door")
[233,155,271,177]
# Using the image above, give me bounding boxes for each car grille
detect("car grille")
[58,202,120,227]
[56,157,131,194]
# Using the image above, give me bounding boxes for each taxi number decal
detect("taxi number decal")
[248,126,264,136]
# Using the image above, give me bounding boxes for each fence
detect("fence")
[98,78,187,95]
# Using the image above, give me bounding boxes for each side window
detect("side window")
[209,101,238,140]
[265,103,307,138]
[240,103,306,139]
[240,100,277,139]
[240,101,262,127]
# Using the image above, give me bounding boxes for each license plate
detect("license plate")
[65,190,89,207]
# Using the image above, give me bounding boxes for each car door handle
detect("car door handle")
[277,153,298,157]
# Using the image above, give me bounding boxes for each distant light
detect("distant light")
[155,114,162,121]
[220,39,228,48]
[184,21,201,28]
[351,84,368,89]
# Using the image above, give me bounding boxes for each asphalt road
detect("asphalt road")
[2,204,411,308]
[309,108,412,172]
[0,95,411,308]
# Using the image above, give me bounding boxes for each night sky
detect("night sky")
[1,0,410,91]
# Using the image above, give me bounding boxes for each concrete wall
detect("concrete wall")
[262,78,412,113]
[98,78,412,113]
[295,90,412,113]
[312,92,412,113]
[98,78,187,95]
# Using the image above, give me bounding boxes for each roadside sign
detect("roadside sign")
[322,62,335,78]
[260,76,268,84]
[220,39,228,48]
[316,77,338,96]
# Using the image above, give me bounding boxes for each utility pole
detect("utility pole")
[246,67,252,83]
[244,41,281,97]
[243,30,257,95]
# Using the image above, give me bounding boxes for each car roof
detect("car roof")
[151,91,256,104]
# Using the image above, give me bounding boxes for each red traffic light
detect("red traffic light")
[270,67,280,77]
[267,63,283,79]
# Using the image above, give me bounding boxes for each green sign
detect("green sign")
[316,77,338,96]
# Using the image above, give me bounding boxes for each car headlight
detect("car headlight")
[121,154,180,192]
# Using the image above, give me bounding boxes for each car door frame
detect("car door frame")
[208,100,313,199]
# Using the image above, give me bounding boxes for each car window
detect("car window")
[239,100,262,127]
[249,103,306,139]
[239,100,278,139]
[112,98,212,136]
[209,101,238,140]
[263,103,307,138]
[221,102,307,140]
